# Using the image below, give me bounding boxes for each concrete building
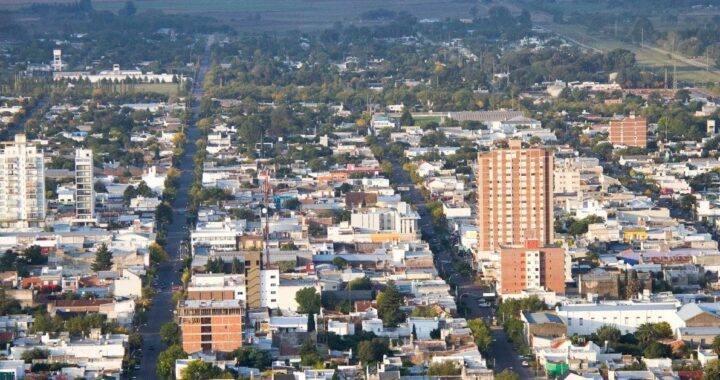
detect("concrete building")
[498,239,566,295]
[177,299,244,354]
[75,148,95,222]
[186,273,246,303]
[609,115,646,148]
[476,140,554,259]
[0,134,46,228]
[557,301,683,336]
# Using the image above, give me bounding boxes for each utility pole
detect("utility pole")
[641,27,644,48]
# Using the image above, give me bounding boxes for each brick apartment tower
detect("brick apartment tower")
[476,140,554,261]
[608,115,647,148]
[498,239,566,295]
[177,300,244,354]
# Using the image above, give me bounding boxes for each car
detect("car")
[133,365,141,370]
[521,361,529,367]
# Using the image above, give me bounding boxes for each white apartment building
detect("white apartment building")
[350,202,419,235]
[0,134,46,228]
[260,269,280,309]
[557,301,683,336]
[187,273,247,302]
[190,218,246,255]
[75,148,95,222]
[554,157,581,194]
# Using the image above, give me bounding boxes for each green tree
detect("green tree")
[376,280,405,327]
[644,342,671,359]
[233,347,272,369]
[635,323,659,345]
[299,340,322,366]
[24,245,46,265]
[495,369,520,380]
[704,359,720,380]
[711,335,720,355]
[149,242,169,264]
[332,257,347,269]
[346,277,372,291]
[467,319,493,354]
[91,243,113,272]
[428,361,461,376]
[357,338,390,364]
[295,287,321,314]
[180,359,227,380]
[596,325,621,345]
[159,321,180,346]
[157,345,187,380]
[399,110,414,126]
[20,348,48,363]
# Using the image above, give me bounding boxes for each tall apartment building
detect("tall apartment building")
[497,239,566,295]
[0,134,46,228]
[608,115,646,148]
[177,299,244,354]
[476,140,554,259]
[74,149,95,221]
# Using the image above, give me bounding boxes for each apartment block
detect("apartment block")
[75,148,95,221]
[609,115,647,148]
[476,140,554,259]
[497,239,566,295]
[177,300,244,354]
[0,134,46,228]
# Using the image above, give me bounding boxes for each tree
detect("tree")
[596,325,621,345]
[654,322,674,339]
[704,359,720,380]
[180,359,226,380]
[468,319,493,354]
[711,335,720,355]
[299,340,322,366]
[24,245,46,265]
[635,323,659,345]
[332,257,347,269]
[119,1,137,17]
[233,347,272,369]
[377,280,405,327]
[644,342,672,359]
[592,142,614,161]
[495,369,520,380]
[346,277,372,291]
[357,338,389,364]
[157,345,187,379]
[205,257,225,273]
[427,361,461,376]
[399,110,414,126]
[149,242,169,264]
[159,321,180,346]
[295,287,321,314]
[21,348,48,363]
[91,243,113,272]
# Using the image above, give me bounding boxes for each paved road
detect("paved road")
[135,36,213,379]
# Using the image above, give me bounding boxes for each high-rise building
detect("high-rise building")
[497,239,566,295]
[52,49,63,71]
[608,115,646,148]
[75,149,95,221]
[476,140,554,259]
[177,299,244,354]
[0,134,46,228]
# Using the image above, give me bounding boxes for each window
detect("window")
[579,318,583,326]
[271,299,276,303]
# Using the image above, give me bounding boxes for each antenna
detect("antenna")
[262,172,271,268]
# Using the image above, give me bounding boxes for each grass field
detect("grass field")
[1,0,477,32]
[544,22,720,85]
[132,83,181,97]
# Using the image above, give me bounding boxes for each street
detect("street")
[378,137,536,378]
[135,36,213,379]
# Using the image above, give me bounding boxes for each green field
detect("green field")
[132,83,181,97]
[546,22,720,85]
[2,0,477,31]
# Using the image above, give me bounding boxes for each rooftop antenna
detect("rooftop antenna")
[262,173,271,268]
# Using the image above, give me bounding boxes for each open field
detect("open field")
[131,83,181,96]
[1,0,478,32]
[546,22,720,84]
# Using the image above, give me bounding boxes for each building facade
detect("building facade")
[476,140,554,259]
[75,148,95,221]
[0,134,46,228]
[497,239,566,295]
[609,115,647,148]
[177,300,244,354]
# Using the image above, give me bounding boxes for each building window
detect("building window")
[579,318,583,326]
[271,299,276,303]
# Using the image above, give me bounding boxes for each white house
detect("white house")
[556,302,683,336]
[112,269,142,299]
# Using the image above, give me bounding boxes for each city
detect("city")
[0,1,719,380]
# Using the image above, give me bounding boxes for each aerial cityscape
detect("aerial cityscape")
[1,0,720,379]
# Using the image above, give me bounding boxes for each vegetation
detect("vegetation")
[91,243,113,272]
[376,281,405,327]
